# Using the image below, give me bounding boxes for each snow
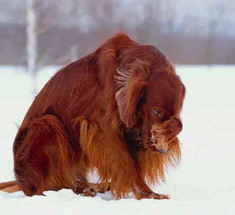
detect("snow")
[0,65,235,215]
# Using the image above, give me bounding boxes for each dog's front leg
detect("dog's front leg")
[79,119,167,199]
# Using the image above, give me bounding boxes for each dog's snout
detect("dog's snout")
[170,118,182,135]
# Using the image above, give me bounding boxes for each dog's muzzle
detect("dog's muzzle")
[150,117,182,153]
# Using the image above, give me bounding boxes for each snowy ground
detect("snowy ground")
[0,65,235,215]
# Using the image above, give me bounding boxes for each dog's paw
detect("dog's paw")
[136,191,170,200]
[82,188,97,197]
[73,187,97,197]
[149,193,170,200]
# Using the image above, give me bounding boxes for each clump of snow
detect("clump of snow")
[0,65,235,215]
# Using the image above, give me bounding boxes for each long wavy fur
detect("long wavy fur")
[0,33,184,199]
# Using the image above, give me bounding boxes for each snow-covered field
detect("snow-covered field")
[0,65,235,215]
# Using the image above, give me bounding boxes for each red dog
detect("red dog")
[0,33,185,199]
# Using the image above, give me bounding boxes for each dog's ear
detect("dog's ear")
[115,60,149,128]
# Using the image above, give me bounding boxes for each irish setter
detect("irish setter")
[0,33,185,200]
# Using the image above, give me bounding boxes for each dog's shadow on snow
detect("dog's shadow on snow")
[0,190,137,201]
[96,191,136,201]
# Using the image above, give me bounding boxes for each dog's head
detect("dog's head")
[141,70,185,153]
[115,43,185,153]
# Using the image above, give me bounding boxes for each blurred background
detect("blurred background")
[1,0,235,66]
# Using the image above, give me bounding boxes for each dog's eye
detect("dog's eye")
[154,109,162,116]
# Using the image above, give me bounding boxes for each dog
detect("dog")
[0,33,185,199]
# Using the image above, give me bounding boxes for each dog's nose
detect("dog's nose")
[170,118,182,135]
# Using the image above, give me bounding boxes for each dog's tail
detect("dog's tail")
[0,180,21,193]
